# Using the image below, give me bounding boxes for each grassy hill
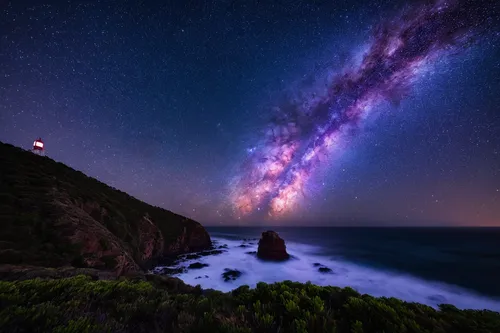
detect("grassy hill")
[0,142,211,274]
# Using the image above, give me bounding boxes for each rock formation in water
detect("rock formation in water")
[222,268,242,281]
[257,230,289,261]
[0,142,212,276]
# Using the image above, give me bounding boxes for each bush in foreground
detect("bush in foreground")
[1,275,499,333]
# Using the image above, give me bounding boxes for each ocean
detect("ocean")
[153,227,500,311]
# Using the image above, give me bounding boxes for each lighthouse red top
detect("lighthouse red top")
[33,138,44,150]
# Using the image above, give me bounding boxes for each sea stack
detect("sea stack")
[257,230,289,261]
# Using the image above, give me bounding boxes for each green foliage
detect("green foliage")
[351,320,364,333]
[256,313,274,328]
[0,276,499,333]
[52,318,101,333]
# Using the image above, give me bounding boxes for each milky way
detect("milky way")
[230,0,495,219]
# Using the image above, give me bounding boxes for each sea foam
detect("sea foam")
[154,236,500,311]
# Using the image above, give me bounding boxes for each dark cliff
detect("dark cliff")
[0,142,211,275]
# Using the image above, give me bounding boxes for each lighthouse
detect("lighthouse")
[32,138,45,156]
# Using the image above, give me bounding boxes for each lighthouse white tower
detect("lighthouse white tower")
[32,138,45,156]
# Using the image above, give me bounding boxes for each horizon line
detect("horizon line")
[203,225,500,228]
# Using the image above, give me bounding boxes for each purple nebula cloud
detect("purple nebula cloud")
[230,0,495,220]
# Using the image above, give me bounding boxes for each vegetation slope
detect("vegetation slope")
[1,274,499,333]
[0,142,211,274]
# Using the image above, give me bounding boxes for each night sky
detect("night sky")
[1,0,499,226]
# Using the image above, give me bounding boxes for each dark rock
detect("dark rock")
[165,248,223,267]
[314,262,333,273]
[318,266,333,273]
[188,262,209,269]
[199,249,224,257]
[245,251,257,255]
[238,244,249,248]
[154,256,179,267]
[257,230,289,261]
[222,268,242,282]
[183,253,202,260]
[159,266,186,275]
[218,244,229,249]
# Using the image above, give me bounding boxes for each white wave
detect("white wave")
[154,236,500,311]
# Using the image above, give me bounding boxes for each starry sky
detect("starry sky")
[1,0,499,226]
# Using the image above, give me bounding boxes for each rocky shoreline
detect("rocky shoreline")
[0,230,330,292]
[151,230,320,284]
[0,231,295,293]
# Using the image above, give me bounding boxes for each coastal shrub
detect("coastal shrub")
[1,275,499,333]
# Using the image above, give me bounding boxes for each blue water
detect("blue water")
[154,227,500,311]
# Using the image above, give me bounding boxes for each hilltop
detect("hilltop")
[0,142,211,275]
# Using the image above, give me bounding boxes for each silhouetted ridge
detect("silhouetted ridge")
[0,142,211,275]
